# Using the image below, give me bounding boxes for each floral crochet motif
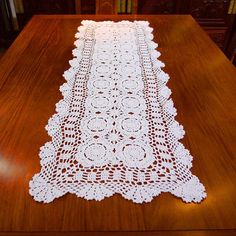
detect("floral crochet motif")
[29,20,206,204]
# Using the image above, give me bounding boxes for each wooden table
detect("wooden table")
[0,15,236,236]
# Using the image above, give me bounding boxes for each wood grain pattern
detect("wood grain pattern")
[0,15,236,235]
[0,230,236,236]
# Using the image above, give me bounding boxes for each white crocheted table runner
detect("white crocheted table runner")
[29,20,206,204]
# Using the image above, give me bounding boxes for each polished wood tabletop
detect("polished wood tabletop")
[0,15,236,236]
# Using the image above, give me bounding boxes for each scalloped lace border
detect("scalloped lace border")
[29,20,206,204]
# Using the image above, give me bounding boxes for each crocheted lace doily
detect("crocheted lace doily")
[29,20,206,203]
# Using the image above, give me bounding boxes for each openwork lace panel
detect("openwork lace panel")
[29,20,207,203]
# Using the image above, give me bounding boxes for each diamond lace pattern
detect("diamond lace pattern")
[29,20,206,204]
